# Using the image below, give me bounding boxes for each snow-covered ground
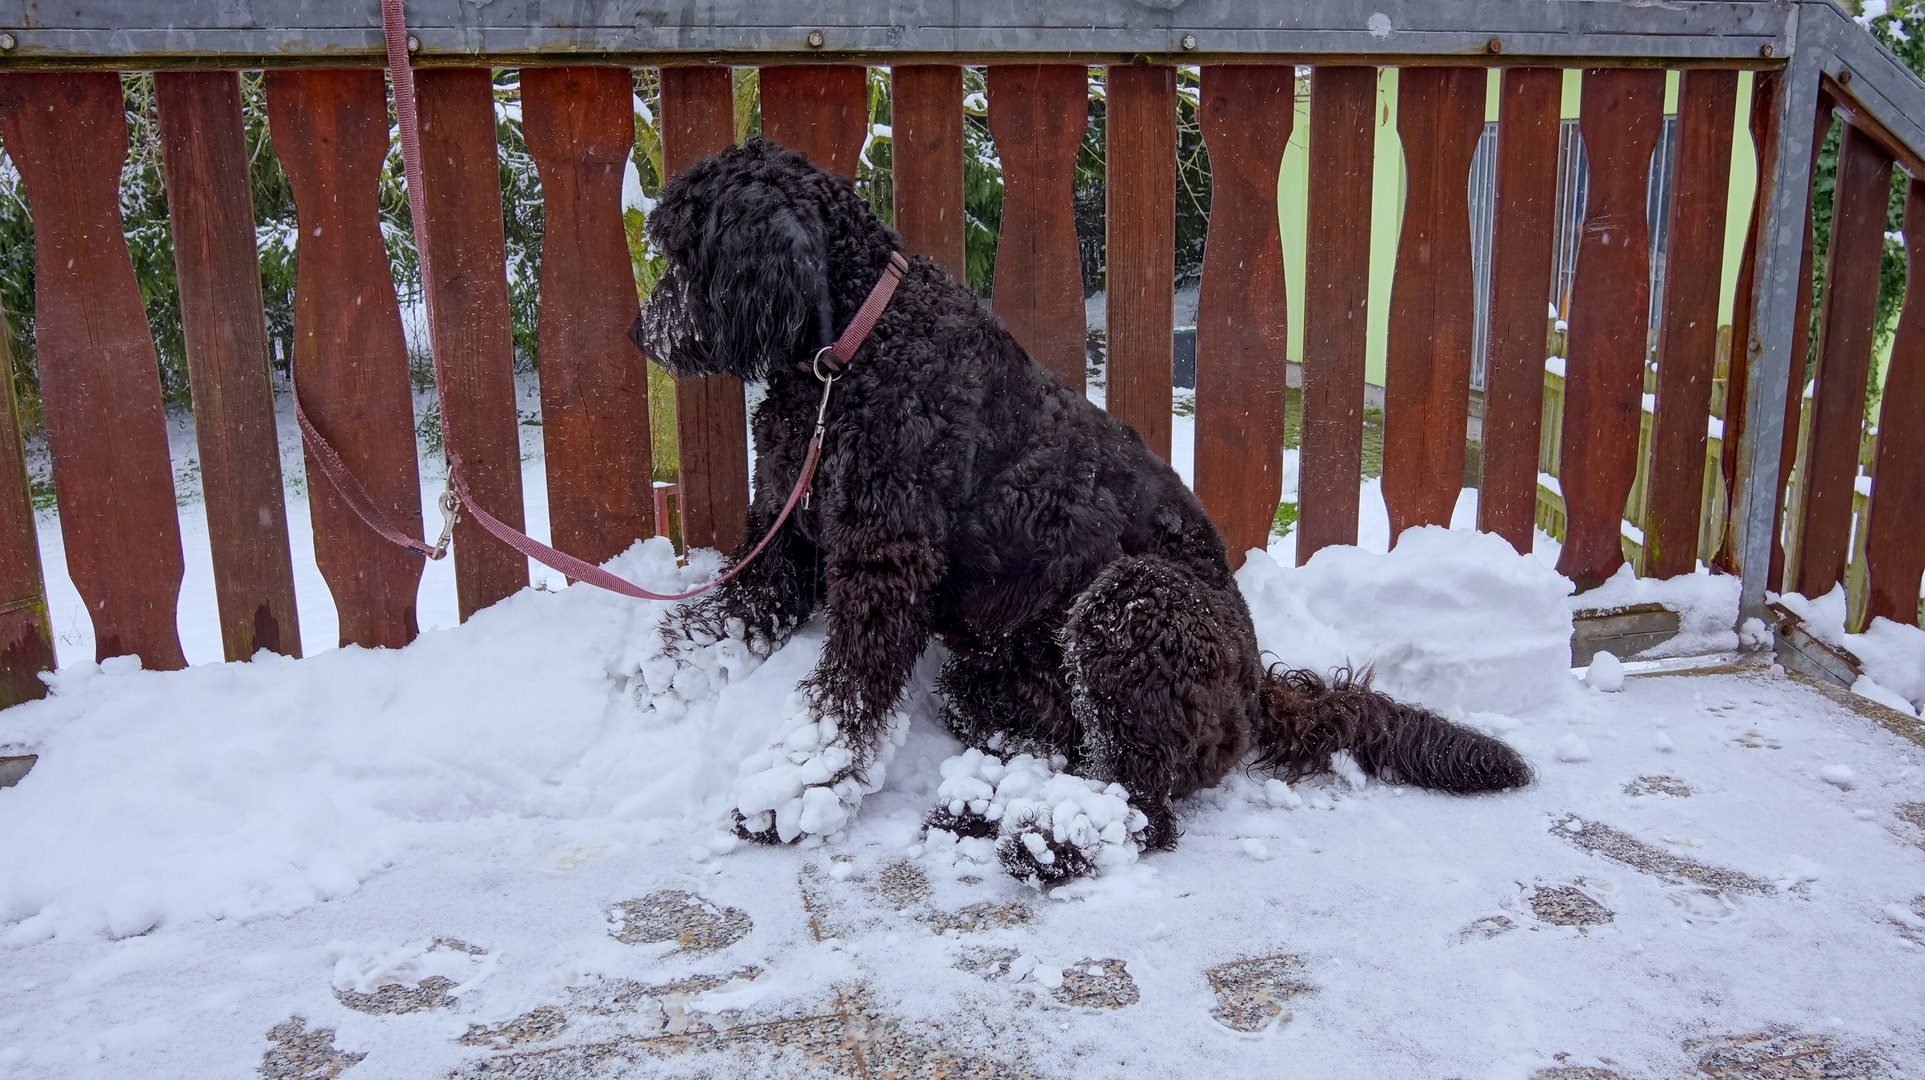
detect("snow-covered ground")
[3,391,1924,1078]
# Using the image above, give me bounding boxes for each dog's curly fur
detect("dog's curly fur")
[633,139,1532,860]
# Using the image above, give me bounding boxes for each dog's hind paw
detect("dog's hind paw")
[996,812,1097,888]
[924,749,1151,888]
[922,804,999,840]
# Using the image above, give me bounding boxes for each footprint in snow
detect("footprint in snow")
[1550,814,1775,896]
[1623,775,1692,798]
[259,1017,367,1080]
[1455,915,1516,942]
[331,938,491,1016]
[1685,1027,1893,1079]
[1205,954,1314,1033]
[608,890,751,954]
[1526,883,1615,928]
[458,1006,567,1050]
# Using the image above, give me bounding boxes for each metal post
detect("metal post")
[1734,8,1827,630]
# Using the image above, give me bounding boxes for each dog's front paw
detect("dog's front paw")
[631,614,761,722]
[922,749,1151,889]
[730,707,908,844]
[731,782,856,844]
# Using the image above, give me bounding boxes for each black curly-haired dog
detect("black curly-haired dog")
[632,139,1531,880]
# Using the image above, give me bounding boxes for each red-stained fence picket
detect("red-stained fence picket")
[1477,67,1562,555]
[1194,65,1294,566]
[660,66,751,557]
[1382,66,1484,544]
[986,64,1088,391]
[155,70,304,660]
[1296,66,1377,565]
[521,67,655,569]
[1,72,188,669]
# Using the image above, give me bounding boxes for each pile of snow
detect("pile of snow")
[0,524,1585,941]
[1575,564,1743,659]
[0,539,784,941]
[1583,650,1626,692]
[1243,525,1579,718]
[1776,585,1925,716]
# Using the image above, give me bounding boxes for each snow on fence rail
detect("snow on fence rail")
[0,0,1922,710]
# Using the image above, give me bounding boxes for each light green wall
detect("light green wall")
[1277,67,1762,388]
[1276,69,1403,386]
[1278,92,1310,368]
[1720,72,1760,330]
[1369,69,1404,387]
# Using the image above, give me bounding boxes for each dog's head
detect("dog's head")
[631,138,894,382]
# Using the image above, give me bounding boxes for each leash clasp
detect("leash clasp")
[429,487,460,560]
[803,365,837,511]
[811,345,844,384]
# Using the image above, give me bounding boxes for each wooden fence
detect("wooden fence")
[0,1,1923,709]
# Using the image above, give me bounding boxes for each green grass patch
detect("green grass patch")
[1271,500,1299,535]
[1361,407,1383,480]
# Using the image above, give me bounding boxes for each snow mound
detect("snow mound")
[0,540,809,941]
[1575,564,1742,659]
[1776,585,1925,715]
[1585,651,1626,692]
[1238,526,1579,717]
[1,522,1588,939]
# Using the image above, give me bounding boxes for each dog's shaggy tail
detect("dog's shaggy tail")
[1253,665,1533,794]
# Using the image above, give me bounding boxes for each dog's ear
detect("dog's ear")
[697,193,834,375]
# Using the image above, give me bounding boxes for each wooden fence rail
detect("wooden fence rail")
[0,0,1923,707]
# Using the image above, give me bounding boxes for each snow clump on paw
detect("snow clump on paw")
[923,749,1150,888]
[730,697,909,844]
[629,616,763,725]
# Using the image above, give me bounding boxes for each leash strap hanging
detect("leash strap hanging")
[281,0,447,564]
[288,0,908,602]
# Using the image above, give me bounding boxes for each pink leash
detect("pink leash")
[287,0,905,603]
